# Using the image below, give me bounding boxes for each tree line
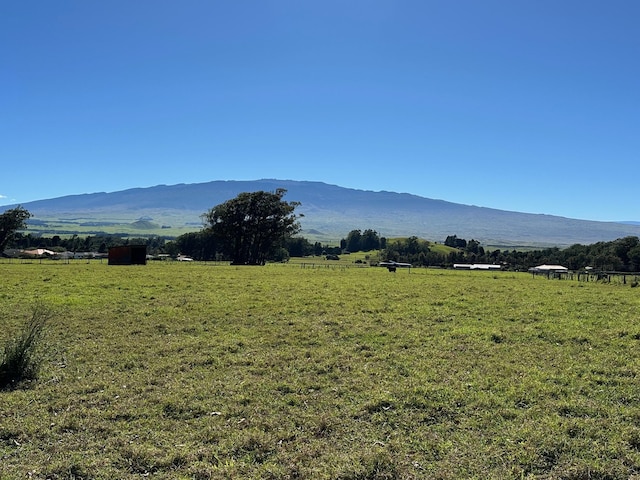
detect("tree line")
[381,234,640,272]
[8,232,168,255]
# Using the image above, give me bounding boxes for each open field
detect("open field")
[24,216,198,239]
[1,262,640,479]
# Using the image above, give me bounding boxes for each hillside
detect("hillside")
[5,179,640,247]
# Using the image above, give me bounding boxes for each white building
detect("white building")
[529,264,569,273]
[453,264,502,270]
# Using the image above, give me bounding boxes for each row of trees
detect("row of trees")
[382,236,440,266]
[383,235,640,272]
[341,229,387,252]
[444,235,482,254]
[9,232,168,255]
[168,231,343,263]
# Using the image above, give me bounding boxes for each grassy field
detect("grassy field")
[24,219,197,238]
[1,262,640,479]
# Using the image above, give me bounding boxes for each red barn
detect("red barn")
[108,245,147,265]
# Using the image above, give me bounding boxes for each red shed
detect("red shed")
[108,245,147,265]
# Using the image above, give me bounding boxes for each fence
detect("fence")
[533,269,640,286]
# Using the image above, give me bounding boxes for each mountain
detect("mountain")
[6,179,640,247]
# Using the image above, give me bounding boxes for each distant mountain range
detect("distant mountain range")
[5,179,640,247]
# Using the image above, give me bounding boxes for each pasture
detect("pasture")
[1,262,640,479]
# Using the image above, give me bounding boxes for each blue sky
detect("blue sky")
[2,1,639,222]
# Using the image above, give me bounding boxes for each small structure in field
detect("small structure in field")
[108,245,147,265]
[22,248,57,257]
[529,264,569,279]
[529,264,569,274]
[453,264,502,270]
[379,261,412,272]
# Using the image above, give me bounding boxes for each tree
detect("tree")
[444,235,457,248]
[202,189,301,265]
[345,230,362,252]
[360,229,381,251]
[628,245,640,271]
[382,236,431,265]
[466,239,480,254]
[444,234,466,249]
[0,206,31,252]
[614,236,639,269]
[284,236,313,257]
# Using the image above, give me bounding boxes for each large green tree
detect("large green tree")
[202,189,301,265]
[345,229,362,252]
[361,229,381,251]
[0,206,31,252]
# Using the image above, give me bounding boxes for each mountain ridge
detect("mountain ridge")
[4,179,640,247]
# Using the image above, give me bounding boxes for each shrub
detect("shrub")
[0,304,50,390]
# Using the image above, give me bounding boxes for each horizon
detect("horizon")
[2,178,639,225]
[2,2,639,223]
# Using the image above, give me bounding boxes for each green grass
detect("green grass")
[25,209,202,238]
[1,263,640,478]
[287,251,380,266]
[25,221,196,238]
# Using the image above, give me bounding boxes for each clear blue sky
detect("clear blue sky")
[2,1,639,222]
